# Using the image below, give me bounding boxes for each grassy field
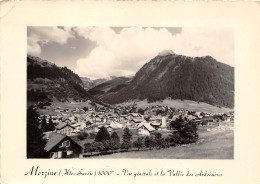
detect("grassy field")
[119,99,233,113]
[88,125,234,159]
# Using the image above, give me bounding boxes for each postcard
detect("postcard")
[1,1,260,184]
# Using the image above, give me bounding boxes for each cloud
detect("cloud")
[73,27,234,79]
[27,36,41,56]
[27,27,74,56]
[173,28,234,66]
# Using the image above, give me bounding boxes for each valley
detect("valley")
[26,53,234,159]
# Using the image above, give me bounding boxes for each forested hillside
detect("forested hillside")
[27,55,95,103]
[98,53,234,108]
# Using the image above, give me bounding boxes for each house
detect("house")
[119,115,129,121]
[225,115,231,122]
[190,119,202,125]
[137,123,155,136]
[71,122,86,132]
[129,113,143,119]
[110,121,123,129]
[130,118,145,128]
[55,122,76,136]
[51,116,60,125]
[108,114,118,121]
[194,112,201,117]
[61,118,72,124]
[161,117,166,128]
[186,115,196,121]
[149,116,167,129]
[121,120,131,128]
[95,125,113,133]
[201,117,215,126]
[85,119,94,126]
[95,117,102,124]
[44,132,83,159]
[150,121,161,130]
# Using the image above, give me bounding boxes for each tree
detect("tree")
[154,132,162,139]
[156,109,164,116]
[111,132,120,141]
[169,119,198,144]
[179,123,198,143]
[169,115,186,131]
[109,132,120,151]
[92,142,104,153]
[133,137,145,150]
[85,142,105,154]
[122,127,132,143]
[89,132,96,139]
[145,136,155,150]
[102,140,112,152]
[121,110,128,115]
[137,108,145,115]
[169,132,183,145]
[144,116,151,122]
[41,115,47,132]
[95,126,110,142]
[27,106,47,158]
[161,138,170,148]
[78,131,89,140]
[84,143,94,155]
[121,127,132,150]
[109,139,121,151]
[83,107,88,112]
[168,113,173,119]
[121,141,132,150]
[48,116,55,131]
[154,132,163,149]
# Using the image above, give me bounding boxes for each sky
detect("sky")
[27,26,234,80]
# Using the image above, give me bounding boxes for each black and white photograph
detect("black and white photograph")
[2,1,260,184]
[27,26,234,159]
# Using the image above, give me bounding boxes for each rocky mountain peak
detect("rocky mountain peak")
[157,50,176,56]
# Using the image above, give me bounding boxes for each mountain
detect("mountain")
[27,55,97,104]
[81,76,118,90]
[97,52,234,108]
[88,76,132,98]
[81,77,106,90]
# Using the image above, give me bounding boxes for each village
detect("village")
[38,101,234,159]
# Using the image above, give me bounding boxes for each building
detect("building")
[150,121,161,130]
[161,117,166,128]
[137,123,155,136]
[55,122,76,136]
[201,117,215,126]
[130,119,145,129]
[71,122,86,132]
[110,121,123,129]
[44,133,83,158]
[129,113,143,119]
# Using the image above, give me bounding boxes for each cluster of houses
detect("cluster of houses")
[41,112,165,137]
[40,103,234,159]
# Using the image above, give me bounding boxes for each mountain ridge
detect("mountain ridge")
[95,53,234,108]
[27,55,98,104]
[81,76,118,90]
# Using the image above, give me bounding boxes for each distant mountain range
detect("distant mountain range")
[87,76,132,98]
[89,52,234,108]
[27,55,98,104]
[27,51,234,109]
[81,76,117,90]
